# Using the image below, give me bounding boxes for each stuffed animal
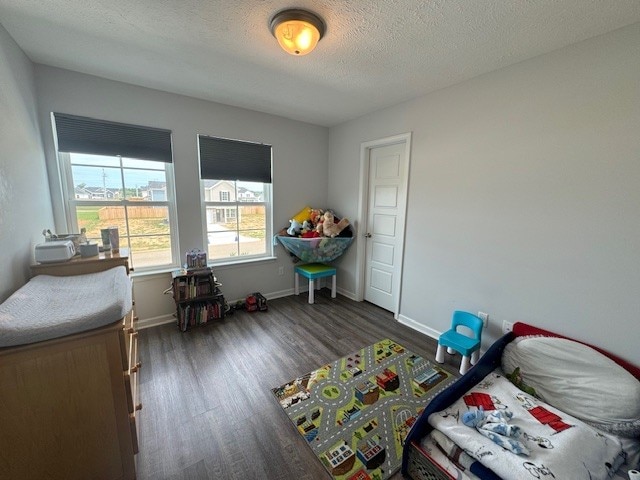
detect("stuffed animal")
[321,211,350,238]
[301,220,312,233]
[309,208,324,226]
[291,206,312,224]
[505,367,538,397]
[463,407,530,456]
[287,219,302,236]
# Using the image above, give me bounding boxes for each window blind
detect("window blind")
[198,135,272,184]
[53,113,173,163]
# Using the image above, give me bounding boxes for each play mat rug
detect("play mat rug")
[271,339,457,480]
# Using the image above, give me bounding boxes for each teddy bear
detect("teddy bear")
[320,211,350,238]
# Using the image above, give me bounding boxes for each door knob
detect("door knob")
[364,233,372,238]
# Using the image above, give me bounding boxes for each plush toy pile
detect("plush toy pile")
[276,207,354,262]
[281,207,352,239]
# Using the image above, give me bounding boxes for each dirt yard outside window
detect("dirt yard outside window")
[76,207,267,265]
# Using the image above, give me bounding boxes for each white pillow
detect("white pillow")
[501,336,640,438]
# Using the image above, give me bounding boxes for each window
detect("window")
[53,113,178,270]
[225,208,236,219]
[198,135,272,263]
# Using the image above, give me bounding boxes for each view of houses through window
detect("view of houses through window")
[203,179,270,261]
[62,152,177,269]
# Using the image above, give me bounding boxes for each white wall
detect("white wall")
[34,66,328,322]
[5,22,639,361]
[328,23,640,365]
[0,24,54,302]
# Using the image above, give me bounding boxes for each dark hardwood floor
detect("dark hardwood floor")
[136,290,460,480]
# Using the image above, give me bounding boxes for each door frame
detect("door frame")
[355,132,412,318]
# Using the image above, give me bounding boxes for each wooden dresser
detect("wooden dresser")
[0,253,140,480]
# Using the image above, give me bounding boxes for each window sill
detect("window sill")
[130,256,278,279]
[208,256,278,270]
[130,265,180,279]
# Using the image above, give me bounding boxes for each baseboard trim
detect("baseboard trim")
[336,287,357,301]
[397,314,441,341]
[262,288,295,300]
[138,288,361,329]
[137,314,174,330]
[137,290,300,329]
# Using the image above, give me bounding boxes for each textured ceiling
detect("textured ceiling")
[1,1,639,126]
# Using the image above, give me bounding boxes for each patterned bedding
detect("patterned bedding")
[428,370,625,480]
[402,324,640,480]
[417,430,632,480]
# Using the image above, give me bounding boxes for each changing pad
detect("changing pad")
[0,266,132,348]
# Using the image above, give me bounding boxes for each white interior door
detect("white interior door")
[364,140,409,313]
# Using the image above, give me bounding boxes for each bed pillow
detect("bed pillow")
[501,336,640,438]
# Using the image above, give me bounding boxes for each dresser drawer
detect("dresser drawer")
[128,325,139,370]
[124,326,141,454]
[129,413,139,455]
[124,329,141,413]
[118,293,140,456]
[0,322,136,479]
[127,362,141,454]
[119,309,136,368]
[124,374,141,450]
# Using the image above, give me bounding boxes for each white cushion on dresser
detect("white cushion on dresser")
[0,266,132,348]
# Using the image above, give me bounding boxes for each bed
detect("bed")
[402,322,640,480]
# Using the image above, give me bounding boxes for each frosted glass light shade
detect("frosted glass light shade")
[270,9,325,56]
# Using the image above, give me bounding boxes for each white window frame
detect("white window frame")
[58,152,180,272]
[201,180,273,265]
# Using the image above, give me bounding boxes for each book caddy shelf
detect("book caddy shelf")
[171,267,226,331]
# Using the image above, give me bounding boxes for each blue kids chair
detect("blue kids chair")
[435,311,483,375]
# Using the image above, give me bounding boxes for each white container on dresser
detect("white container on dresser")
[0,252,140,480]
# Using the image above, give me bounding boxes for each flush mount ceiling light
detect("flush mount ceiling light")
[269,8,325,56]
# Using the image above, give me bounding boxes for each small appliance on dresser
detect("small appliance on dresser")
[31,248,131,277]
[34,239,76,263]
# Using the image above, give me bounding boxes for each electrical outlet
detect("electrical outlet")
[478,311,489,328]
[278,266,284,276]
[502,320,514,334]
